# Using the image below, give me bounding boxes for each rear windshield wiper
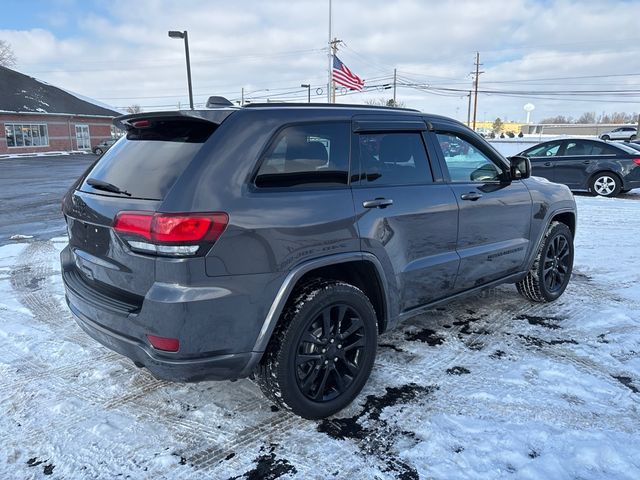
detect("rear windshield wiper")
[86,178,132,196]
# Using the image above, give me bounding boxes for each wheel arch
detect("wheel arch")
[524,207,576,273]
[250,252,391,356]
[551,211,576,238]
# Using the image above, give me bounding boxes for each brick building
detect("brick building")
[0,66,121,155]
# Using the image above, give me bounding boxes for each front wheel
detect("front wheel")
[517,222,574,303]
[257,281,378,419]
[601,135,610,141]
[94,148,103,156]
[590,172,621,197]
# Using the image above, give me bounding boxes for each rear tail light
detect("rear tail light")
[113,211,228,256]
[633,158,640,166]
[147,334,179,352]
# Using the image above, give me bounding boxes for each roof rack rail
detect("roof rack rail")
[243,102,420,112]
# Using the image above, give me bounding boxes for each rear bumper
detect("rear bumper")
[61,245,283,381]
[68,299,259,381]
[622,179,640,191]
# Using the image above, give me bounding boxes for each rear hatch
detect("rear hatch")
[63,110,233,302]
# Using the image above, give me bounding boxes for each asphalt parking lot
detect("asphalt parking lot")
[1,155,639,479]
[0,154,94,243]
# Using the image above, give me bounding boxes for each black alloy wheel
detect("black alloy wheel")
[295,304,365,402]
[516,221,574,303]
[257,281,377,419]
[542,233,571,293]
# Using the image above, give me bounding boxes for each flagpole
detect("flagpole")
[327,0,332,103]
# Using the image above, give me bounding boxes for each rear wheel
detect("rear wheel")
[517,222,573,303]
[590,172,621,197]
[257,281,377,419]
[631,134,637,141]
[94,147,103,156]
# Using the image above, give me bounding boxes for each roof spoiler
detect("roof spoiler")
[114,108,237,130]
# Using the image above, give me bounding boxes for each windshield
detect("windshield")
[80,119,217,200]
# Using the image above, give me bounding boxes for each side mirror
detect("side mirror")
[509,155,531,180]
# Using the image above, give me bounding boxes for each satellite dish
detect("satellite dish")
[523,103,535,123]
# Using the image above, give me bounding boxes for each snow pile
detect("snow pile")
[0,194,638,479]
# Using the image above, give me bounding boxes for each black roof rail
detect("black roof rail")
[243,102,420,113]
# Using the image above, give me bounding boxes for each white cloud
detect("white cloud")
[1,0,639,122]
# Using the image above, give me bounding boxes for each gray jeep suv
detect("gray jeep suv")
[61,103,577,419]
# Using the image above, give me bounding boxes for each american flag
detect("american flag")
[332,56,365,91]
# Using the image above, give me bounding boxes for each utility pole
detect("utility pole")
[327,0,332,103]
[637,113,640,138]
[471,52,484,131]
[330,38,341,103]
[393,68,397,106]
[467,91,472,126]
[241,87,244,106]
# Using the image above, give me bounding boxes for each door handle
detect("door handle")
[544,162,552,166]
[582,160,591,164]
[362,198,393,209]
[460,192,482,201]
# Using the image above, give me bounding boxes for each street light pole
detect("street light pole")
[168,30,194,110]
[301,84,311,103]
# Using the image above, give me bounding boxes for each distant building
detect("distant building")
[0,66,121,155]
[466,121,523,135]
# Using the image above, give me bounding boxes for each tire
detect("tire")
[601,135,610,141]
[516,221,573,303]
[256,280,378,419]
[590,172,621,197]
[94,148,103,156]
[631,135,637,141]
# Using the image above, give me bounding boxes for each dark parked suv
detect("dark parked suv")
[61,103,577,419]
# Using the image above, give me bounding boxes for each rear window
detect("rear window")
[80,119,217,200]
[254,122,350,189]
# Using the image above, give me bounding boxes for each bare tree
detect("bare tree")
[0,40,17,68]
[125,104,143,114]
[364,98,406,108]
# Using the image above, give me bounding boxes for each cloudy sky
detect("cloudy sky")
[1,0,639,123]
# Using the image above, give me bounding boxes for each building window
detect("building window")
[75,124,91,150]
[5,123,49,147]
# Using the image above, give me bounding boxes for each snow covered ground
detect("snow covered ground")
[0,193,639,479]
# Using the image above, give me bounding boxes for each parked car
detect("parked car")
[599,126,637,141]
[61,102,577,419]
[517,138,640,196]
[92,139,117,156]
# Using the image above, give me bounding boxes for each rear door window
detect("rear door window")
[80,118,217,200]
[355,132,433,186]
[255,122,350,188]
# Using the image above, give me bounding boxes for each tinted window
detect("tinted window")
[562,141,620,156]
[80,119,217,200]
[525,141,562,157]
[356,132,433,186]
[436,132,502,182]
[255,123,350,188]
